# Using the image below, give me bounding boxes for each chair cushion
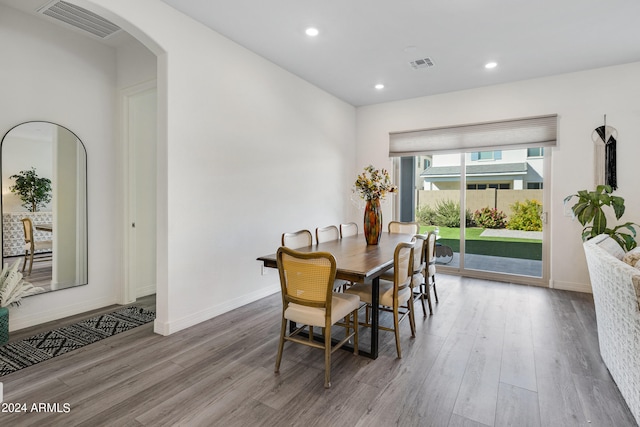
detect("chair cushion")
[594,235,625,260]
[285,292,360,327]
[412,272,424,288]
[427,264,436,276]
[380,268,395,281]
[623,247,640,267]
[344,281,411,307]
[383,264,425,282]
[25,240,53,251]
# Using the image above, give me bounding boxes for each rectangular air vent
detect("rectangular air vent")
[38,0,121,39]
[409,57,435,70]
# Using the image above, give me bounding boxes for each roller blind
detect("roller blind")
[389,114,557,157]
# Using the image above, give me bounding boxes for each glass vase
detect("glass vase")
[364,198,382,245]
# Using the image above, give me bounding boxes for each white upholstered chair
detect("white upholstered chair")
[281,229,313,248]
[339,222,358,238]
[388,221,420,234]
[316,225,340,243]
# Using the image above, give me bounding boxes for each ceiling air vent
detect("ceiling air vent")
[409,57,435,70]
[37,0,121,39]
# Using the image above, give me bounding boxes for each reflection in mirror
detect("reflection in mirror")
[1,122,87,293]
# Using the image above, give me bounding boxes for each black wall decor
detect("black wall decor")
[592,115,617,190]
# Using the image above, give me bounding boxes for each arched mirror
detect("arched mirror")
[1,121,87,293]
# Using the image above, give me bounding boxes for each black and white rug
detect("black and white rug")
[0,306,155,376]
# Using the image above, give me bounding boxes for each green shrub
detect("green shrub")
[507,199,542,231]
[416,204,436,225]
[433,200,474,227]
[473,207,507,229]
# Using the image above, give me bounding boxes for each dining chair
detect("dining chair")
[281,229,313,248]
[316,225,340,243]
[20,218,53,276]
[339,222,358,238]
[424,231,439,312]
[274,247,360,388]
[380,234,428,317]
[345,239,416,358]
[388,221,420,234]
[414,231,438,317]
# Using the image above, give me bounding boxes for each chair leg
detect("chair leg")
[324,326,332,389]
[393,308,402,359]
[353,309,358,356]
[419,284,427,317]
[425,283,433,315]
[22,251,28,272]
[408,297,416,338]
[28,251,34,275]
[432,275,439,303]
[275,317,287,374]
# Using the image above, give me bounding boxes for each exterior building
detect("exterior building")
[419,148,544,191]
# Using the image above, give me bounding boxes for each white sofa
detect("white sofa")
[583,234,640,426]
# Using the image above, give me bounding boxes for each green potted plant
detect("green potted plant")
[9,167,52,212]
[564,184,638,251]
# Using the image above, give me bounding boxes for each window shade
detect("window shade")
[389,114,557,157]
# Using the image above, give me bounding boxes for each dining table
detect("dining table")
[257,231,415,359]
[35,223,53,232]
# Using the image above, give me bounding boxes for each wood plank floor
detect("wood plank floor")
[1,275,637,426]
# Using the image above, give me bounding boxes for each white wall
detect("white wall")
[0,4,119,329]
[357,62,640,292]
[73,0,357,334]
[2,133,53,212]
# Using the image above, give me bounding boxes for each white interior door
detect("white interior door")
[126,86,157,299]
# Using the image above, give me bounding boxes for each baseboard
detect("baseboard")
[136,284,157,299]
[9,296,117,332]
[550,279,592,293]
[153,284,281,336]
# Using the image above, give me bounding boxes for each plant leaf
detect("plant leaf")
[591,209,607,235]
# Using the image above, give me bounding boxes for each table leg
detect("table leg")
[370,276,379,359]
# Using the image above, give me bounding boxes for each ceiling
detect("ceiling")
[4,0,640,106]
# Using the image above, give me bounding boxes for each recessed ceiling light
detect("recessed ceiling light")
[375,84,385,90]
[485,62,498,69]
[305,27,319,37]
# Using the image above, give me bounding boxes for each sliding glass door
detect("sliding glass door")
[405,146,549,284]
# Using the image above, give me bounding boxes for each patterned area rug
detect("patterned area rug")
[0,306,155,376]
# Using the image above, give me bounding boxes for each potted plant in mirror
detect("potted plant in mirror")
[9,167,52,212]
[354,165,397,245]
[0,260,44,345]
[564,184,638,251]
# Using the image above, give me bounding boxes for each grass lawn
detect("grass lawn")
[421,225,542,243]
[420,225,542,260]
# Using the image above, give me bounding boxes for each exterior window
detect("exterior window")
[467,184,487,190]
[424,159,430,169]
[471,150,502,161]
[467,183,509,190]
[527,182,543,189]
[527,147,544,157]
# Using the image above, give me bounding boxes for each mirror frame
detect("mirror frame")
[1,121,88,293]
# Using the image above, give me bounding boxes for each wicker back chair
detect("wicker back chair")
[274,247,360,388]
[20,218,52,275]
[345,239,416,358]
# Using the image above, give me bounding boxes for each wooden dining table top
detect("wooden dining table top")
[257,232,415,283]
[35,223,53,232]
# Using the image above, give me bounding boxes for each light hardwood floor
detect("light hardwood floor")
[1,275,637,426]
